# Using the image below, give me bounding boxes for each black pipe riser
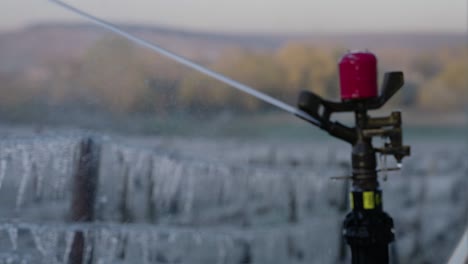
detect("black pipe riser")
[344,189,394,242]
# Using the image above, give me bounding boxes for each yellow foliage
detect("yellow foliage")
[1,39,466,115]
[276,43,339,100]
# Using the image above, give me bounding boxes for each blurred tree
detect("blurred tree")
[80,36,147,113]
[436,52,467,98]
[417,46,467,110]
[141,78,179,115]
[42,58,82,106]
[418,80,456,110]
[165,48,285,113]
[178,72,223,110]
[0,72,38,107]
[3,36,466,117]
[212,48,285,111]
[384,80,419,108]
[411,54,442,80]
[276,43,337,102]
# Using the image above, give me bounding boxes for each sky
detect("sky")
[0,0,467,33]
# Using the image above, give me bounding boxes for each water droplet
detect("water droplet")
[397,163,403,169]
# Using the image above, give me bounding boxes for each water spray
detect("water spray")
[47,0,320,126]
[48,1,411,263]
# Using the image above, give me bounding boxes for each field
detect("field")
[0,123,466,264]
[0,5,466,264]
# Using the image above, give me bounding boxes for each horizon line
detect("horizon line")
[1,21,466,37]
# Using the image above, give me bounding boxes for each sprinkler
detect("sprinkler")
[47,2,412,263]
[297,50,411,263]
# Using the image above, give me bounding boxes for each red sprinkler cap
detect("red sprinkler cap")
[339,51,378,101]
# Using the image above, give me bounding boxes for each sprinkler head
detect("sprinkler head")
[339,51,378,101]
